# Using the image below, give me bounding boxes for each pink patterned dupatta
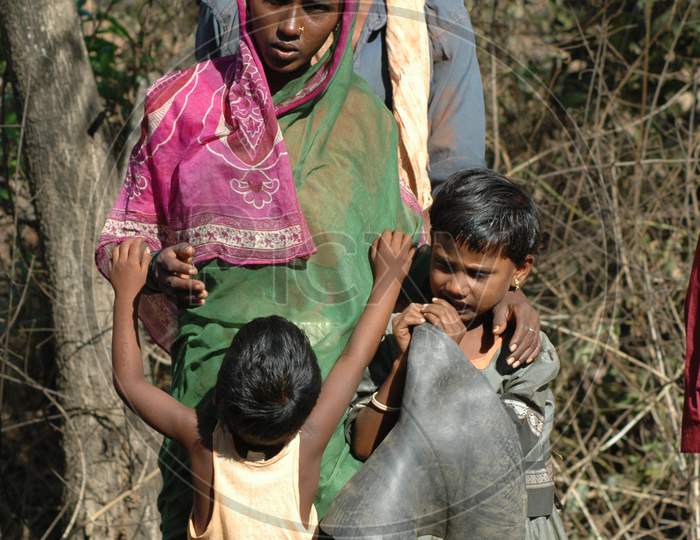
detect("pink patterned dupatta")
[96,0,358,349]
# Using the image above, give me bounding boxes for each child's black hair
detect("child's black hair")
[430,168,540,266]
[215,315,321,444]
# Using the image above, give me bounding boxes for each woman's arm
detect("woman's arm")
[425,0,486,185]
[301,231,414,458]
[110,239,199,449]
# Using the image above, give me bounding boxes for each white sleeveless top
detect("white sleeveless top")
[188,424,318,540]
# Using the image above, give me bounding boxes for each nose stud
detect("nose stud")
[298,25,305,34]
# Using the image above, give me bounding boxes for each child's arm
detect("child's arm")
[300,231,415,458]
[499,334,560,518]
[111,239,214,533]
[110,238,199,450]
[350,303,425,459]
[352,296,483,459]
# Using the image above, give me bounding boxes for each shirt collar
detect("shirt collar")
[363,0,387,34]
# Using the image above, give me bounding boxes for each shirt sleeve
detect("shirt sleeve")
[195,0,240,61]
[683,235,700,452]
[424,0,486,188]
[502,332,560,405]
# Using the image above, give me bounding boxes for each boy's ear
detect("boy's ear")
[513,255,534,285]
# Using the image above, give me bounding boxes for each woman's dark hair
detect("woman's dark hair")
[215,315,321,444]
[429,168,540,266]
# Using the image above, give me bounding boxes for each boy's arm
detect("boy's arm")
[350,302,425,459]
[351,354,406,460]
[301,232,414,458]
[111,239,199,450]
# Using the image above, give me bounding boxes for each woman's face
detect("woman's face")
[248,0,341,74]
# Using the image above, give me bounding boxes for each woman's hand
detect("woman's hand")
[421,298,467,345]
[370,230,415,289]
[392,303,426,354]
[492,290,541,367]
[152,243,208,306]
[110,238,151,300]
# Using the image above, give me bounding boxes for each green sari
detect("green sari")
[156,28,423,540]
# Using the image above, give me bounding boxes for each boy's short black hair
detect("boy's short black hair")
[430,168,540,266]
[215,315,321,444]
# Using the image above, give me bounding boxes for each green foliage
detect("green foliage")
[74,0,197,126]
[78,0,142,121]
[0,59,19,206]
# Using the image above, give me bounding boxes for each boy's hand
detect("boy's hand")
[370,230,415,288]
[422,298,467,345]
[392,303,426,354]
[110,238,151,299]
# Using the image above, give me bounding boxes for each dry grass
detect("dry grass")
[471,0,700,537]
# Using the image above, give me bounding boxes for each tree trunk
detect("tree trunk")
[0,2,160,538]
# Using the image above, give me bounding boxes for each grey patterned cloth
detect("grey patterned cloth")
[195,0,486,188]
[482,331,559,518]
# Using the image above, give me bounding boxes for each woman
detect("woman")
[98,0,421,536]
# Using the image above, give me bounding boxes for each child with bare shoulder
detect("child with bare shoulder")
[108,231,414,539]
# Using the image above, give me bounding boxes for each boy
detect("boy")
[109,231,415,539]
[348,168,567,539]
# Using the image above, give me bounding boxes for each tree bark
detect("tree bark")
[0,2,160,538]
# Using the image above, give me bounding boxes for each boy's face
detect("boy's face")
[429,236,532,324]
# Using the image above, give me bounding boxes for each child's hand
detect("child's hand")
[370,230,415,288]
[392,303,427,353]
[422,298,467,345]
[110,238,151,299]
